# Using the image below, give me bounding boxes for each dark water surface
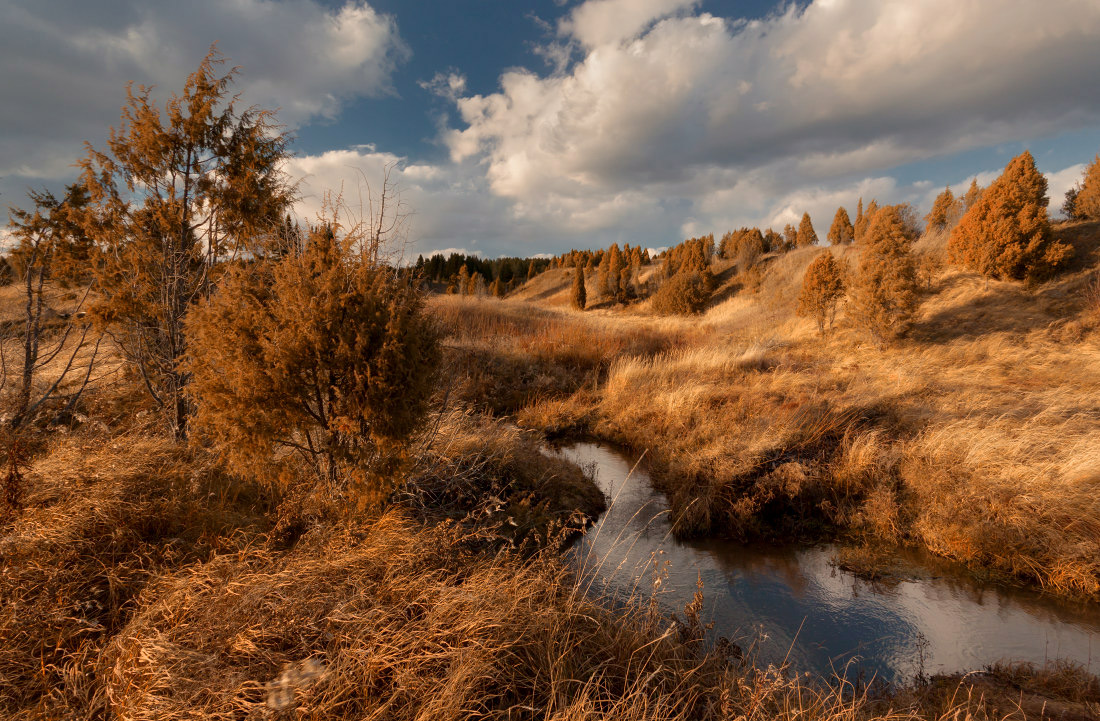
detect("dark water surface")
[550,442,1100,684]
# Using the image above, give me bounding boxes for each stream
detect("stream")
[550,441,1100,684]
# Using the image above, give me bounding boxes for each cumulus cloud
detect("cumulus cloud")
[0,0,406,199]
[444,0,1100,235]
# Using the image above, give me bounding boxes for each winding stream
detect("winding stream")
[551,441,1100,684]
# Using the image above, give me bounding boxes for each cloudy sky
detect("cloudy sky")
[3,0,1100,258]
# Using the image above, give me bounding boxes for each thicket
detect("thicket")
[849,206,921,346]
[948,151,1072,281]
[797,251,846,336]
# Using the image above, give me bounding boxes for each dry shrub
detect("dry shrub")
[652,270,713,315]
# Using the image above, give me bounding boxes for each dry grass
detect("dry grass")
[514,224,1100,598]
[96,510,1087,721]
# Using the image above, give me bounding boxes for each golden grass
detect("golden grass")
[512,224,1100,598]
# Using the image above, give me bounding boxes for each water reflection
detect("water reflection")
[552,442,1100,684]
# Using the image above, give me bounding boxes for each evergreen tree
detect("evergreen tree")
[948,151,1072,281]
[79,49,294,438]
[184,222,439,503]
[606,243,624,301]
[797,251,846,336]
[925,187,962,233]
[849,206,920,346]
[827,207,854,245]
[571,263,586,310]
[854,200,878,243]
[796,213,818,246]
[782,223,798,251]
[962,179,983,211]
[1073,154,1100,220]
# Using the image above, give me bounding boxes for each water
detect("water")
[552,441,1100,684]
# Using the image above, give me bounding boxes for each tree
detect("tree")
[1073,154,1100,220]
[849,206,920,346]
[948,151,1072,281]
[855,200,878,243]
[79,48,295,438]
[1063,185,1082,221]
[4,184,103,428]
[605,243,624,301]
[652,270,711,315]
[827,207,854,245]
[570,263,586,310]
[184,202,440,506]
[961,179,983,211]
[925,187,962,233]
[796,213,818,247]
[797,251,846,336]
[782,223,798,252]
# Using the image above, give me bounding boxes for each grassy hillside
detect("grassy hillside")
[498,221,1100,598]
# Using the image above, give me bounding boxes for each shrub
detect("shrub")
[849,206,920,346]
[184,222,440,508]
[947,151,1072,281]
[1074,154,1100,220]
[652,270,712,315]
[827,206,854,245]
[797,251,846,336]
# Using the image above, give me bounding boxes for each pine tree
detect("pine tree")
[79,48,294,438]
[925,187,962,233]
[1074,154,1100,220]
[948,151,1072,281]
[457,265,471,296]
[796,213,818,247]
[570,263,586,310]
[856,198,864,227]
[797,251,846,336]
[827,207,854,245]
[849,206,920,346]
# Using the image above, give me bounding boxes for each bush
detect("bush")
[652,270,712,315]
[797,251,846,336]
[184,224,440,509]
[947,151,1073,281]
[849,206,920,346]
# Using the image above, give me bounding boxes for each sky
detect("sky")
[2,0,1100,259]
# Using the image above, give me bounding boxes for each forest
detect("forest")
[3,51,1100,720]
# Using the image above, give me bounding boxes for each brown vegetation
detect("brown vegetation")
[797,250,846,336]
[948,151,1072,282]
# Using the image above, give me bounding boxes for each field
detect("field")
[1,223,1099,719]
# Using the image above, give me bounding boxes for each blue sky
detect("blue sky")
[3,0,1100,258]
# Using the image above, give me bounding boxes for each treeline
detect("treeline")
[412,252,551,297]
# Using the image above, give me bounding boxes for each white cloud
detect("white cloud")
[559,0,701,48]
[443,0,1100,236]
[0,0,406,191]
